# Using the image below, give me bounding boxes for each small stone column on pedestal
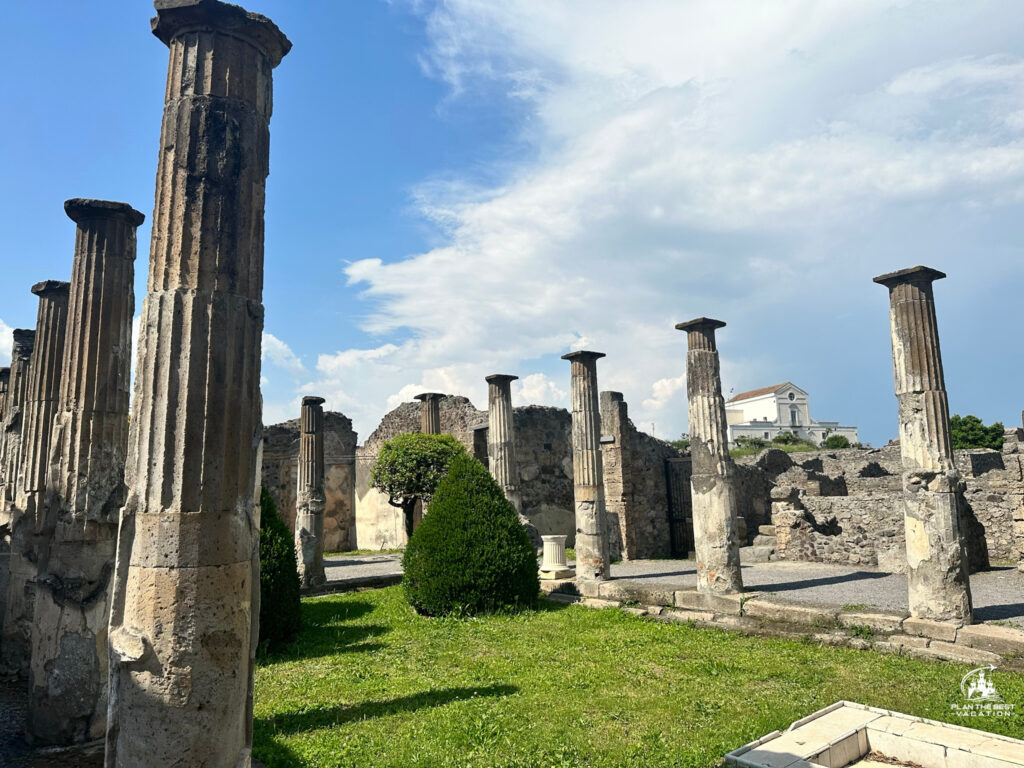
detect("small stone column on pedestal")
[561,351,610,581]
[104,3,290,766]
[1,331,35,515]
[27,199,143,746]
[415,392,443,434]
[675,318,743,595]
[295,396,327,589]
[539,535,573,579]
[3,282,70,675]
[874,266,972,623]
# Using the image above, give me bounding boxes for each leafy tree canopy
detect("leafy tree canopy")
[950,414,1004,451]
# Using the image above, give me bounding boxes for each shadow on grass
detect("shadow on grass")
[258,684,519,736]
[261,601,390,664]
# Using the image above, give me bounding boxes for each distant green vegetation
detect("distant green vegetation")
[730,432,820,459]
[951,414,1004,451]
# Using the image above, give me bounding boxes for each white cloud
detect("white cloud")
[515,373,567,407]
[0,318,12,367]
[271,1,1024,444]
[262,332,307,376]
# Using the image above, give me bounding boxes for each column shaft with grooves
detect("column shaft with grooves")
[562,351,610,581]
[105,3,290,766]
[0,367,10,498]
[27,200,143,746]
[415,392,443,435]
[875,266,972,623]
[486,375,521,513]
[676,318,743,594]
[295,396,326,588]
[3,284,69,675]
[1,331,35,515]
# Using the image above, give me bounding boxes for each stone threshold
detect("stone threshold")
[304,572,403,596]
[542,578,1024,668]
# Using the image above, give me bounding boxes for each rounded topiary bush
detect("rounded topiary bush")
[258,486,302,652]
[402,453,539,617]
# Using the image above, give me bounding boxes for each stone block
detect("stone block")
[581,598,620,609]
[956,624,1024,657]
[598,580,674,607]
[911,641,1001,665]
[839,610,907,635]
[903,617,960,642]
[622,606,648,617]
[578,580,601,598]
[660,608,714,623]
[888,634,931,649]
[743,597,839,627]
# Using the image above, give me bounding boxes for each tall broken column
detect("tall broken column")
[295,396,326,589]
[0,367,10,500]
[105,3,290,766]
[1,331,35,516]
[415,392,443,434]
[27,199,143,745]
[562,351,610,581]
[486,375,521,513]
[0,368,9,429]
[874,266,972,623]
[676,318,743,594]
[2,283,69,675]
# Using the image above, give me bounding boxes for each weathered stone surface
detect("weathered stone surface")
[902,616,960,642]
[676,318,743,594]
[0,331,34,516]
[838,610,907,634]
[597,580,674,607]
[414,392,443,435]
[26,199,142,746]
[295,396,326,589]
[3,282,69,677]
[912,641,1001,665]
[955,624,1024,656]
[486,375,521,511]
[742,597,839,627]
[875,266,972,623]
[105,3,290,766]
[262,411,356,552]
[562,351,611,581]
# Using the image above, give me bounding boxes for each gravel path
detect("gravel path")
[609,559,1024,626]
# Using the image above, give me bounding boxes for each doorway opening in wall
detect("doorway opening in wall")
[664,457,694,558]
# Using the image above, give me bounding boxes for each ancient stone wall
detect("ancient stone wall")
[737,438,1023,572]
[515,406,575,547]
[262,411,357,552]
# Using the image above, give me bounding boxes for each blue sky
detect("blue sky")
[2,1,1023,447]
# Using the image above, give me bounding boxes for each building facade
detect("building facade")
[725,382,858,446]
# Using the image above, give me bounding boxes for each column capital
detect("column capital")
[152,0,292,67]
[414,392,444,402]
[674,317,726,333]
[31,280,70,299]
[301,395,325,408]
[561,350,605,363]
[677,317,725,352]
[11,329,35,355]
[64,198,145,228]
[485,374,518,385]
[873,265,946,290]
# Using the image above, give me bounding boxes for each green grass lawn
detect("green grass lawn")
[254,587,1023,768]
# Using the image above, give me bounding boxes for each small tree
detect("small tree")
[371,433,467,537]
[734,436,768,450]
[669,433,690,452]
[258,487,301,653]
[950,414,1004,451]
[823,434,851,450]
[771,431,801,446]
[402,453,539,616]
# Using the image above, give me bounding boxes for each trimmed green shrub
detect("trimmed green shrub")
[402,453,539,617]
[822,434,851,449]
[371,433,467,537]
[259,486,302,653]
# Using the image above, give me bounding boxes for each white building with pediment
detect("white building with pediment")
[725,382,858,447]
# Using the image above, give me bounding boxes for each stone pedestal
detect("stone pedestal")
[3,283,69,675]
[415,392,443,435]
[676,318,743,594]
[26,199,143,746]
[295,396,326,589]
[562,351,610,581]
[104,3,290,766]
[874,266,972,623]
[539,535,573,580]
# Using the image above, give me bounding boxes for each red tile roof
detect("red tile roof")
[726,382,792,404]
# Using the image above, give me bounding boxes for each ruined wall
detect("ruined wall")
[737,435,1024,571]
[262,411,357,552]
[514,406,575,546]
[354,396,486,549]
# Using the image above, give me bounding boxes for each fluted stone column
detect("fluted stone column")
[0,368,9,429]
[874,266,972,623]
[676,318,743,594]
[415,392,443,434]
[105,4,290,766]
[295,396,326,589]
[0,367,10,502]
[1,331,35,515]
[3,283,70,675]
[486,375,521,513]
[562,351,610,581]
[26,199,143,745]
